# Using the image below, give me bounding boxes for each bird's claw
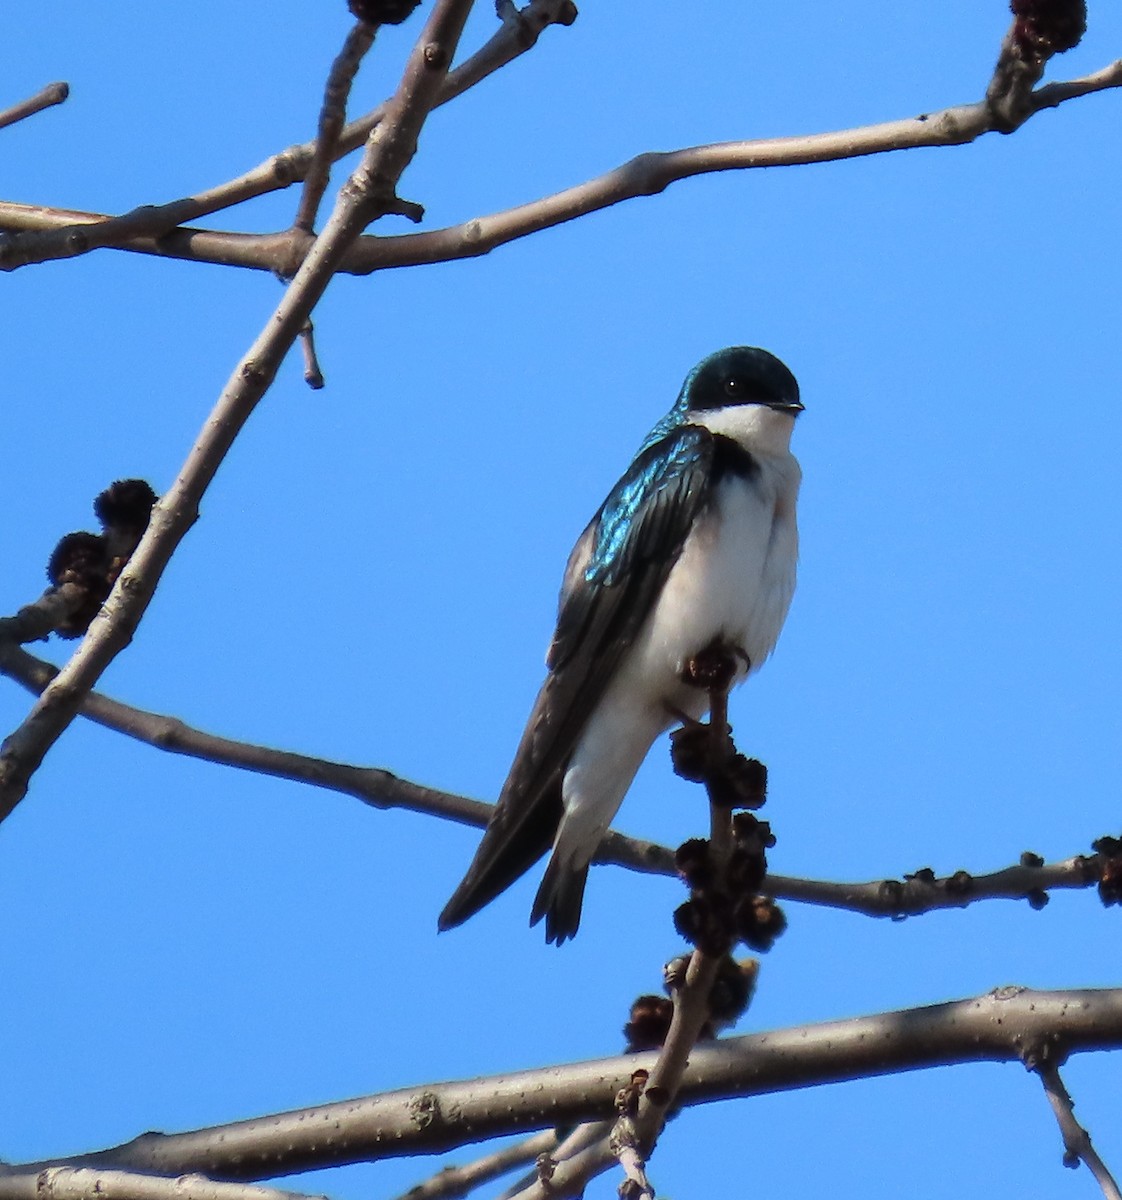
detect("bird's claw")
[680,638,750,694]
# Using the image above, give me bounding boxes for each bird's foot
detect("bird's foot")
[679,638,750,694]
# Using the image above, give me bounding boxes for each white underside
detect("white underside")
[554,412,800,871]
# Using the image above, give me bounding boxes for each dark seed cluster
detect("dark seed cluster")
[46,480,158,638]
[92,479,158,536]
[623,994,673,1053]
[669,726,768,809]
[706,955,759,1027]
[1010,0,1087,56]
[347,0,423,24]
[1092,835,1122,907]
[622,956,758,1052]
[672,811,785,957]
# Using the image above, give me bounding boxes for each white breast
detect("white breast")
[555,436,800,865]
[628,452,800,715]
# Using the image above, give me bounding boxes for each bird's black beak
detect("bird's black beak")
[769,398,804,415]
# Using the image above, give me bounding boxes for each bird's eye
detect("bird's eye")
[723,377,741,397]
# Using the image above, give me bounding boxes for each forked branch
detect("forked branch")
[1,57,1118,276]
[1033,1056,1122,1200]
[0,0,577,272]
[0,0,478,826]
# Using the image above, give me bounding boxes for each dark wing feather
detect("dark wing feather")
[438,425,716,931]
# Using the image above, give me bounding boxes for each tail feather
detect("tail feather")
[438,783,561,932]
[529,853,590,945]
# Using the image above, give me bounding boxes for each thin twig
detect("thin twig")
[0,638,501,829]
[0,0,478,826]
[298,319,325,388]
[2,988,1120,1183]
[0,640,1109,917]
[1,57,1118,276]
[0,0,577,271]
[294,20,378,235]
[766,856,1105,917]
[0,82,69,131]
[497,1122,609,1198]
[607,949,718,1196]
[1036,1060,1122,1199]
[391,1131,558,1200]
[0,1168,325,1200]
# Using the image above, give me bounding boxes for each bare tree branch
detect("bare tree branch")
[343,56,1122,277]
[294,20,379,235]
[0,82,69,131]
[0,1169,325,1200]
[1,57,1118,276]
[0,639,497,830]
[499,1122,607,1199]
[768,855,1105,917]
[0,0,478,826]
[0,585,88,646]
[596,952,719,1200]
[0,0,577,272]
[2,988,1120,1184]
[985,2,1088,131]
[390,1132,558,1200]
[1034,1059,1122,1200]
[0,640,1111,917]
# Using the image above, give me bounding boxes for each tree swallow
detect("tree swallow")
[439,346,803,944]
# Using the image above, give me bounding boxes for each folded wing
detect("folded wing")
[438,424,718,931]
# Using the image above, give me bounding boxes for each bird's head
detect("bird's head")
[682,346,802,415]
[641,347,803,455]
[676,345,803,455]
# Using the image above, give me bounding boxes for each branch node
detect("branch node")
[609,1075,656,1200]
[534,1152,557,1189]
[986,3,1086,133]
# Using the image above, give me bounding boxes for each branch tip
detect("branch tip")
[0,82,71,131]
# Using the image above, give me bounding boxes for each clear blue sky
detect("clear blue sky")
[3,3,1121,1196]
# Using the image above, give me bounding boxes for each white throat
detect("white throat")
[689,404,798,457]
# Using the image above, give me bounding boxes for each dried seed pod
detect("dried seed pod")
[623,996,673,1052]
[93,479,157,535]
[347,0,423,24]
[1010,0,1087,56]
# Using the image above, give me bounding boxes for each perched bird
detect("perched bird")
[439,346,803,944]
